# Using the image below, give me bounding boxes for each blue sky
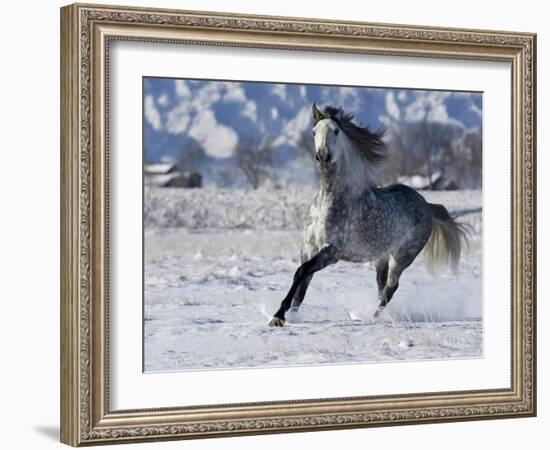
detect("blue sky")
[143,77,482,164]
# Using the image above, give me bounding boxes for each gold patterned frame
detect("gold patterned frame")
[60,2,536,446]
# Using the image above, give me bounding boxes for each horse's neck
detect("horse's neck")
[319,168,337,193]
[342,139,378,195]
[319,166,373,199]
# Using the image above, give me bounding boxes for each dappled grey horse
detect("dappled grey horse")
[269,104,468,327]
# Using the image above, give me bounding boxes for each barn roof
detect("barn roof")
[144,163,177,175]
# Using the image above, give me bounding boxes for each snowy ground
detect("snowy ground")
[144,188,482,372]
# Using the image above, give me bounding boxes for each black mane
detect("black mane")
[322,105,386,165]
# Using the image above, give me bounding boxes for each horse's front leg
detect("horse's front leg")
[269,245,338,327]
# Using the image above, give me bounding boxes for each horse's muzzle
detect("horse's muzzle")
[315,149,332,163]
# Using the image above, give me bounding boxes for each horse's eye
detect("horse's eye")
[334,128,340,136]
[312,130,316,136]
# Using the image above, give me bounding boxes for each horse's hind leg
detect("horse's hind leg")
[374,255,406,318]
[375,257,389,298]
[374,248,421,318]
[374,226,431,318]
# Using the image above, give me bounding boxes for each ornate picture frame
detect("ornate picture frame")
[60,3,536,446]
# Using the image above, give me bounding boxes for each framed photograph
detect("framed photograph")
[60,3,536,446]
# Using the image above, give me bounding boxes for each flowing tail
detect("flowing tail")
[424,203,470,274]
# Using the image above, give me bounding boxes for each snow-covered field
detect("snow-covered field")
[144,187,482,372]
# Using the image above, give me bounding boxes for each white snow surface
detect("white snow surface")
[144,188,482,372]
[144,187,482,232]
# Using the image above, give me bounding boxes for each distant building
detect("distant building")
[144,163,178,176]
[144,163,202,188]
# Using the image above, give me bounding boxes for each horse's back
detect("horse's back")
[374,183,429,205]
[373,183,432,220]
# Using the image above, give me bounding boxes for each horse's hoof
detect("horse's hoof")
[268,317,285,327]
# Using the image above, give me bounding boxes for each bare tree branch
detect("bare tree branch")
[235,135,275,189]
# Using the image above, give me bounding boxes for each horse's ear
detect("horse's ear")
[312,103,324,125]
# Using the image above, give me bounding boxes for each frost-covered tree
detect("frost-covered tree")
[235,136,275,189]
[384,120,475,189]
